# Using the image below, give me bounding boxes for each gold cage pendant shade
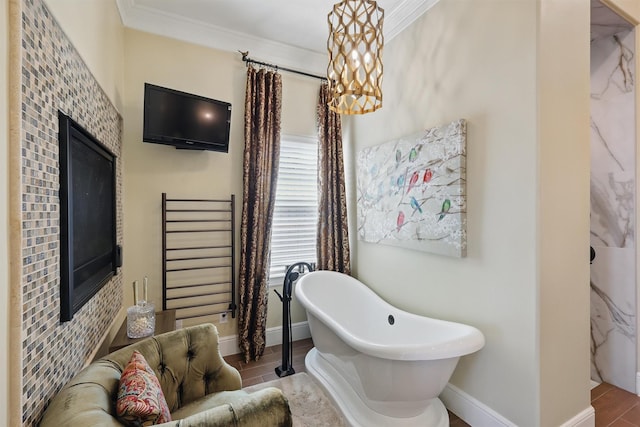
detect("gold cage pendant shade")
[327,0,384,115]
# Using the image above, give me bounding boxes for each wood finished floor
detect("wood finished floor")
[223,338,314,387]
[592,382,640,426]
[223,338,469,426]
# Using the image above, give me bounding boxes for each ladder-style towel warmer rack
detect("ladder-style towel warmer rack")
[162,193,236,321]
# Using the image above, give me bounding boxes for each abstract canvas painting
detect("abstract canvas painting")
[356,119,467,257]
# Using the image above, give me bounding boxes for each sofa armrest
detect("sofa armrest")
[167,387,292,427]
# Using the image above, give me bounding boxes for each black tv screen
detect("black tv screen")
[143,83,232,152]
[59,112,118,322]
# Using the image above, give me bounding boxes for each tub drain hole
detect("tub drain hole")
[388,315,395,325]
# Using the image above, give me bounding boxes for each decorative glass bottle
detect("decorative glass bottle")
[127,277,156,339]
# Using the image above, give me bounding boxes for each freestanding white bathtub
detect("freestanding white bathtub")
[295,271,485,427]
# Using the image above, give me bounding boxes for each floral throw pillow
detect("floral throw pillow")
[116,350,172,426]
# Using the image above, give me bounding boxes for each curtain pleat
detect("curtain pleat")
[317,82,351,274]
[239,66,282,362]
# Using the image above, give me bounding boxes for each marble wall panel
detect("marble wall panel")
[590,27,636,393]
[591,246,636,392]
[590,31,635,249]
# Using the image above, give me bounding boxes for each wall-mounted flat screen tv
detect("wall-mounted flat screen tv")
[59,111,119,322]
[143,83,232,152]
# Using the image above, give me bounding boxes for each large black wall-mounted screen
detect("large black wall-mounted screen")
[59,111,118,322]
[143,83,232,152]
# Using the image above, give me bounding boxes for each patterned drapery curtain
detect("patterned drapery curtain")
[239,66,282,362]
[317,82,351,274]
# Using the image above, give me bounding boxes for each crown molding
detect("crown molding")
[116,0,328,74]
[384,0,441,41]
[116,0,440,75]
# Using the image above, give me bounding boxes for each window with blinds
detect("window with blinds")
[269,136,318,284]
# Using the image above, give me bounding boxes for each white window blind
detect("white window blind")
[269,136,318,284]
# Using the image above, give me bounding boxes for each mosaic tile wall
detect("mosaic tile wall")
[18,0,123,425]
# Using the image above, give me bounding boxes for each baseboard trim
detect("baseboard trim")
[218,335,239,357]
[218,321,311,357]
[441,383,595,427]
[559,407,595,427]
[440,383,517,426]
[636,372,640,396]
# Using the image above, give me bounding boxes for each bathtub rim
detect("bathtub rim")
[296,270,485,361]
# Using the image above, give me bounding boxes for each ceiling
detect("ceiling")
[116,0,440,74]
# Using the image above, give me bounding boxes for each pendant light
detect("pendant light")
[327,0,384,115]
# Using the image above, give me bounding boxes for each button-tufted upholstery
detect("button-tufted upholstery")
[39,323,293,426]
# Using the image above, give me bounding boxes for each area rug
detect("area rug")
[243,373,347,426]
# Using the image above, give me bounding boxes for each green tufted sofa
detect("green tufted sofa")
[39,323,293,426]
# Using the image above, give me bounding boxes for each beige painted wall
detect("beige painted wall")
[43,0,124,112]
[122,29,319,339]
[622,2,640,389]
[537,0,591,424]
[348,0,589,425]
[604,0,640,23]
[1,0,10,424]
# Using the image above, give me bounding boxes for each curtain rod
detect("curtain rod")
[239,51,327,82]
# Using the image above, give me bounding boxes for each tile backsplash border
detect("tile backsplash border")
[13,0,123,424]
